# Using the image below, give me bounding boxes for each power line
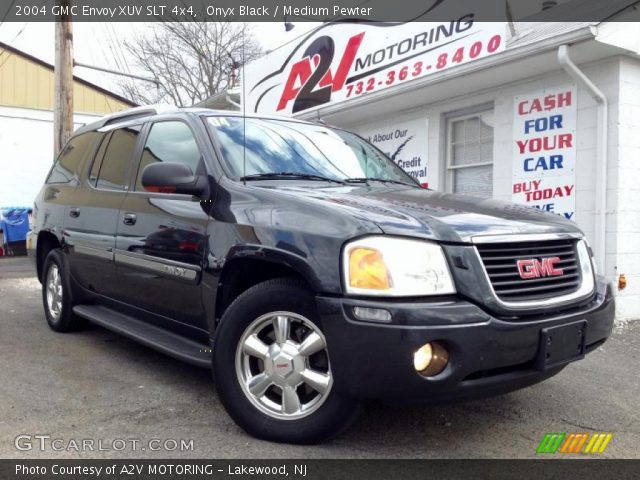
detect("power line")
[0,0,46,67]
[74,60,159,85]
[109,23,130,74]
[0,0,18,26]
[96,25,112,71]
[0,22,29,69]
[102,23,124,72]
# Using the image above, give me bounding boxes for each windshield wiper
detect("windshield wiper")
[241,172,346,184]
[345,177,418,187]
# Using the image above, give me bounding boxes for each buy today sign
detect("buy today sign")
[511,86,577,221]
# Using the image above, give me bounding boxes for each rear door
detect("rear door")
[114,119,210,331]
[64,124,142,299]
[37,132,101,255]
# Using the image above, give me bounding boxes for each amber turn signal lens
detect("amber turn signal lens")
[348,247,391,290]
[618,274,627,291]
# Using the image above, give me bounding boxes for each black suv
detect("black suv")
[30,106,614,444]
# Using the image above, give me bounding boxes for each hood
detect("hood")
[261,183,581,243]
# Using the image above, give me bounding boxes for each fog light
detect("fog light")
[413,342,449,376]
[352,306,392,323]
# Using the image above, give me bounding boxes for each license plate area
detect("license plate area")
[536,320,587,371]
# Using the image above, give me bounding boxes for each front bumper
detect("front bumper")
[316,277,614,402]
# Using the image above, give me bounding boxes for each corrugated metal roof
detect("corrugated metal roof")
[0,41,136,113]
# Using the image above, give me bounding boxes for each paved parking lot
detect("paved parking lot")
[0,257,638,459]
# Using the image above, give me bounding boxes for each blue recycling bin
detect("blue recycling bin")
[1,209,30,243]
[1,208,31,256]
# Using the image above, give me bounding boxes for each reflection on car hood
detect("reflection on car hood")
[263,183,581,243]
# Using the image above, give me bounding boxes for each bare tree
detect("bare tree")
[120,22,262,107]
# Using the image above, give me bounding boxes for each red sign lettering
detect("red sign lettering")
[277,32,365,112]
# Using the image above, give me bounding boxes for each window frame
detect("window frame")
[86,123,144,193]
[46,132,101,186]
[131,118,205,193]
[445,108,495,197]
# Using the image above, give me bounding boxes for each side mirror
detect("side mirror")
[141,162,209,197]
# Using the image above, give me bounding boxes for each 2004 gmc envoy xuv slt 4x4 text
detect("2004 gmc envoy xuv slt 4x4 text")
[29,106,614,444]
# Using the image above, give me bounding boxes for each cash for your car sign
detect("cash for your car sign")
[244,19,505,115]
[512,86,577,220]
[358,118,429,187]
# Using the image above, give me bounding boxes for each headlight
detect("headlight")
[342,236,456,296]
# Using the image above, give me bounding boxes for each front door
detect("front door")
[114,119,210,334]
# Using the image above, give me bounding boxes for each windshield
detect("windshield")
[206,116,418,185]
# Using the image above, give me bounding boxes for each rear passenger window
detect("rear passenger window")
[47,132,99,185]
[95,126,141,190]
[135,121,202,191]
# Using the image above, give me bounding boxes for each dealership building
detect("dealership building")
[210,15,640,321]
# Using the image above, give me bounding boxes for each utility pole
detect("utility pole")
[53,0,73,157]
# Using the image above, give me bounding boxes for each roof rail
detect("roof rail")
[100,104,177,126]
[75,104,178,134]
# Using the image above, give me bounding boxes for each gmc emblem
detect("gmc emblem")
[516,257,564,279]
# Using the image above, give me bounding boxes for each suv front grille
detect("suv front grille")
[476,239,581,302]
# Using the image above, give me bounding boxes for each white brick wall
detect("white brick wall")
[339,55,638,321]
[611,56,640,320]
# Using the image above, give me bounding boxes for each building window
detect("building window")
[446,110,494,198]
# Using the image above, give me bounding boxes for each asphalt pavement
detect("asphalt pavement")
[0,257,638,459]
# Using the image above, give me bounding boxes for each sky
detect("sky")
[0,21,319,99]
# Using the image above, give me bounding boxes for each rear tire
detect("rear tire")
[42,248,85,332]
[213,278,360,444]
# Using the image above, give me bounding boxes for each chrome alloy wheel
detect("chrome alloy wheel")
[235,311,333,420]
[46,264,63,320]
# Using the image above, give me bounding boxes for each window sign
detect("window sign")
[512,86,577,220]
[358,118,429,187]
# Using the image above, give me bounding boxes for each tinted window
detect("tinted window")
[95,126,141,190]
[88,133,111,186]
[135,121,202,191]
[47,132,100,185]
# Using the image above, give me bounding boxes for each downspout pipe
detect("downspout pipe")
[557,44,608,276]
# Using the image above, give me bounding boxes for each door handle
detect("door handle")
[123,213,137,225]
[69,207,80,218]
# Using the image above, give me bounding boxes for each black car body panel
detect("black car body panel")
[30,107,615,404]
[250,183,579,243]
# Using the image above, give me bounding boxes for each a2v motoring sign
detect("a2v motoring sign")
[512,86,577,221]
[244,19,505,115]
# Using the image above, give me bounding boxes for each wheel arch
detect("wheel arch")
[213,248,321,325]
[36,230,62,282]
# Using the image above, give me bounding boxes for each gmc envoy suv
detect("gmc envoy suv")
[30,106,614,444]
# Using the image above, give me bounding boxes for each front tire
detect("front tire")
[42,248,84,332]
[213,279,360,444]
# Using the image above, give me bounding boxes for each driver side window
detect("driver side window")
[135,121,202,191]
